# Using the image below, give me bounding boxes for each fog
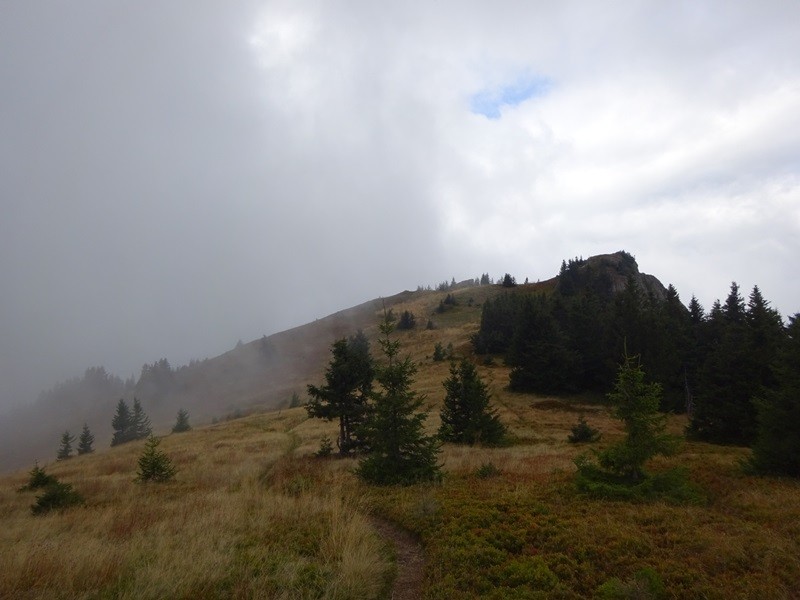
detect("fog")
[2,1,799,412]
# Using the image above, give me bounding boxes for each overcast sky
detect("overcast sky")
[1,1,798,409]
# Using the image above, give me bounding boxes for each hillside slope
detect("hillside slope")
[2,253,799,598]
[1,251,669,472]
[0,283,501,472]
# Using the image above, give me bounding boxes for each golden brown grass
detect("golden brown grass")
[3,284,800,598]
[1,413,390,599]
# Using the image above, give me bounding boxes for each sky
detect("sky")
[1,1,799,410]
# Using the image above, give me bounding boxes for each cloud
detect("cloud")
[1,0,799,409]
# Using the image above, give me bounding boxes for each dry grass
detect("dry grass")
[4,284,800,598]
[1,411,390,599]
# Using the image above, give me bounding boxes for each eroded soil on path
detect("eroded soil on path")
[370,517,425,600]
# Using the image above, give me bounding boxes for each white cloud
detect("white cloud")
[1,0,799,406]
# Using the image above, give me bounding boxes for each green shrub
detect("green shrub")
[475,462,500,479]
[315,437,333,458]
[31,481,84,515]
[568,416,601,443]
[597,567,666,599]
[575,457,704,504]
[18,462,57,491]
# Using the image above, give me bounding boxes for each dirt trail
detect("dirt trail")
[370,517,425,600]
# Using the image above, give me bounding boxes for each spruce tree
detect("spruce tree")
[172,408,191,433]
[77,423,94,455]
[57,430,75,460]
[592,355,678,482]
[397,310,416,330]
[356,311,440,485]
[136,435,176,483]
[690,283,784,445]
[132,398,152,440]
[507,295,581,394]
[111,398,133,446]
[439,358,506,446]
[306,331,374,456]
[750,314,800,477]
[18,462,57,491]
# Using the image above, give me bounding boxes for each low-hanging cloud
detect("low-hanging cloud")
[1,0,798,410]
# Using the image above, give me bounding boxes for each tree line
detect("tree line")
[470,254,799,476]
[55,399,192,461]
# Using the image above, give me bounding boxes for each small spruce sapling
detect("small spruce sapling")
[18,462,57,491]
[172,408,191,433]
[136,436,176,483]
[568,416,601,443]
[77,423,94,454]
[31,481,84,515]
[57,430,75,460]
[439,358,506,446]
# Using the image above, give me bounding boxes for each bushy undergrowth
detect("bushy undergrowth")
[574,457,705,504]
[567,416,601,443]
[31,480,84,515]
[17,462,57,491]
[596,568,666,599]
[17,462,85,515]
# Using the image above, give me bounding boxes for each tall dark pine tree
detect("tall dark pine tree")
[306,331,374,456]
[111,398,133,446]
[132,398,152,440]
[439,358,506,445]
[649,284,692,412]
[507,295,581,394]
[77,423,94,455]
[690,283,783,445]
[357,311,440,485]
[745,286,784,390]
[57,430,75,460]
[750,314,800,477]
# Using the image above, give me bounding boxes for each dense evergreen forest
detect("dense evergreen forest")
[472,252,796,464]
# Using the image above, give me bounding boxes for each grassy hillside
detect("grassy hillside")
[2,283,799,598]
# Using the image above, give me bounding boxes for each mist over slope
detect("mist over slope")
[0,252,666,473]
[0,293,412,472]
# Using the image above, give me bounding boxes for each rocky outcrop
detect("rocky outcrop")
[557,251,668,301]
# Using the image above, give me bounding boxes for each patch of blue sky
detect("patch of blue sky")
[470,74,552,119]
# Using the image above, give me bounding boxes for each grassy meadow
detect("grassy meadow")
[2,284,799,598]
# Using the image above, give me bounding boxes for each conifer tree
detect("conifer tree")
[57,430,75,460]
[397,310,416,330]
[172,408,191,433]
[306,331,374,456]
[357,311,440,485]
[18,462,57,491]
[439,358,506,445]
[77,423,94,455]
[132,398,152,440]
[750,314,800,477]
[136,435,176,483]
[111,398,133,446]
[690,283,784,445]
[590,355,679,482]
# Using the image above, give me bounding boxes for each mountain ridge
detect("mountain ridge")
[0,252,665,472]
